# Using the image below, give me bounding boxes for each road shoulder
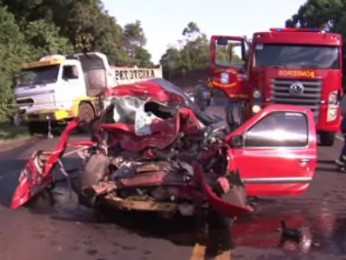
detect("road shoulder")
[0,136,40,152]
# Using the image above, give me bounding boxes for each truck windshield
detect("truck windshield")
[254,44,340,69]
[16,64,60,87]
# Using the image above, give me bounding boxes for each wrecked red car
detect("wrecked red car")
[10,78,317,220]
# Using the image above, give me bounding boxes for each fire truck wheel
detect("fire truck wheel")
[78,102,95,133]
[24,189,55,214]
[320,132,335,146]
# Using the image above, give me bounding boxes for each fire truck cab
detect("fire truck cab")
[209,28,343,146]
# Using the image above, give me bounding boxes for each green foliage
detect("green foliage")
[0,1,154,121]
[123,20,152,66]
[285,0,343,31]
[24,19,73,57]
[0,121,29,142]
[124,20,147,47]
[160,21,210,78]
[160,21,243,78]
[0,7,33,121]
[133,46,153,67]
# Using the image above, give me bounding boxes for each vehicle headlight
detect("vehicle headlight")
[252,105,261,113]
[329,91,339,104]
[220,72,230,84]
[253,89,261,99]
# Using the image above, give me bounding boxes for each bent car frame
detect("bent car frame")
[10,78,317,220]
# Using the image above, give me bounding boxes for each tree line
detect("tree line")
[285,0,346,82]
[1,0,346,121]
[161,0,346,80]
[0,0,152,120]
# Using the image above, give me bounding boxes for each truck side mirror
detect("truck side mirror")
[230,135,244,148]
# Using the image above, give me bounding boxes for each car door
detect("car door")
[225,104,317,197]
[58,62,86,109]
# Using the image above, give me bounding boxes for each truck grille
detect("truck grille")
[17,93,55,112]
[270,78,322,122]
[17,98,34,107]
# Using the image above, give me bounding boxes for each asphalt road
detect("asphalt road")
[1,116,346,260]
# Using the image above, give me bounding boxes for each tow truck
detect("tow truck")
[209,28,343,146]
[14,52,162,134]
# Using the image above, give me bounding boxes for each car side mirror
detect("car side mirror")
[230,135,244,148]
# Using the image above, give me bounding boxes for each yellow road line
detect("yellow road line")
[190,243,207,260]
[190,244,232,260]
[215,250,232,260]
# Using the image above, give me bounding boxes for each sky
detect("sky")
[102,0,307,64]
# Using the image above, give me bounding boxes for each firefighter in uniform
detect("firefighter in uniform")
[208,40,249,131]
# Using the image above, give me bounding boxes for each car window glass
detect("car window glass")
[62,65,79,79]
[244,111,308,147]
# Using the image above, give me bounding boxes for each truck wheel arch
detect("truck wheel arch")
[78,101,96,133]
[78,101,95,116]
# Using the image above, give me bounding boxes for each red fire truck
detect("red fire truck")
[209,28,343,146]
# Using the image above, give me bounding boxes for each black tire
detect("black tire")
[27,122,48,135]
[320,132,335,146]
[24,189,56,214]
[78,102,95,133]
[82,154,110,188]
[73,154,110,208]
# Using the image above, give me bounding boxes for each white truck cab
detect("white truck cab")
[14,52,162,134]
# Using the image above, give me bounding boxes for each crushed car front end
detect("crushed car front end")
[11,78,253,219]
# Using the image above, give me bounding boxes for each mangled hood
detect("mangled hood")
[103,78,219,136]
[107,95,181,137]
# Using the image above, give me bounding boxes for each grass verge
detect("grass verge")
[0,121,31,144]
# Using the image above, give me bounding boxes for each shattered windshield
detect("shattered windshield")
[103,78,219,133]
[16,64,60,86]
[254,44,340,69]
